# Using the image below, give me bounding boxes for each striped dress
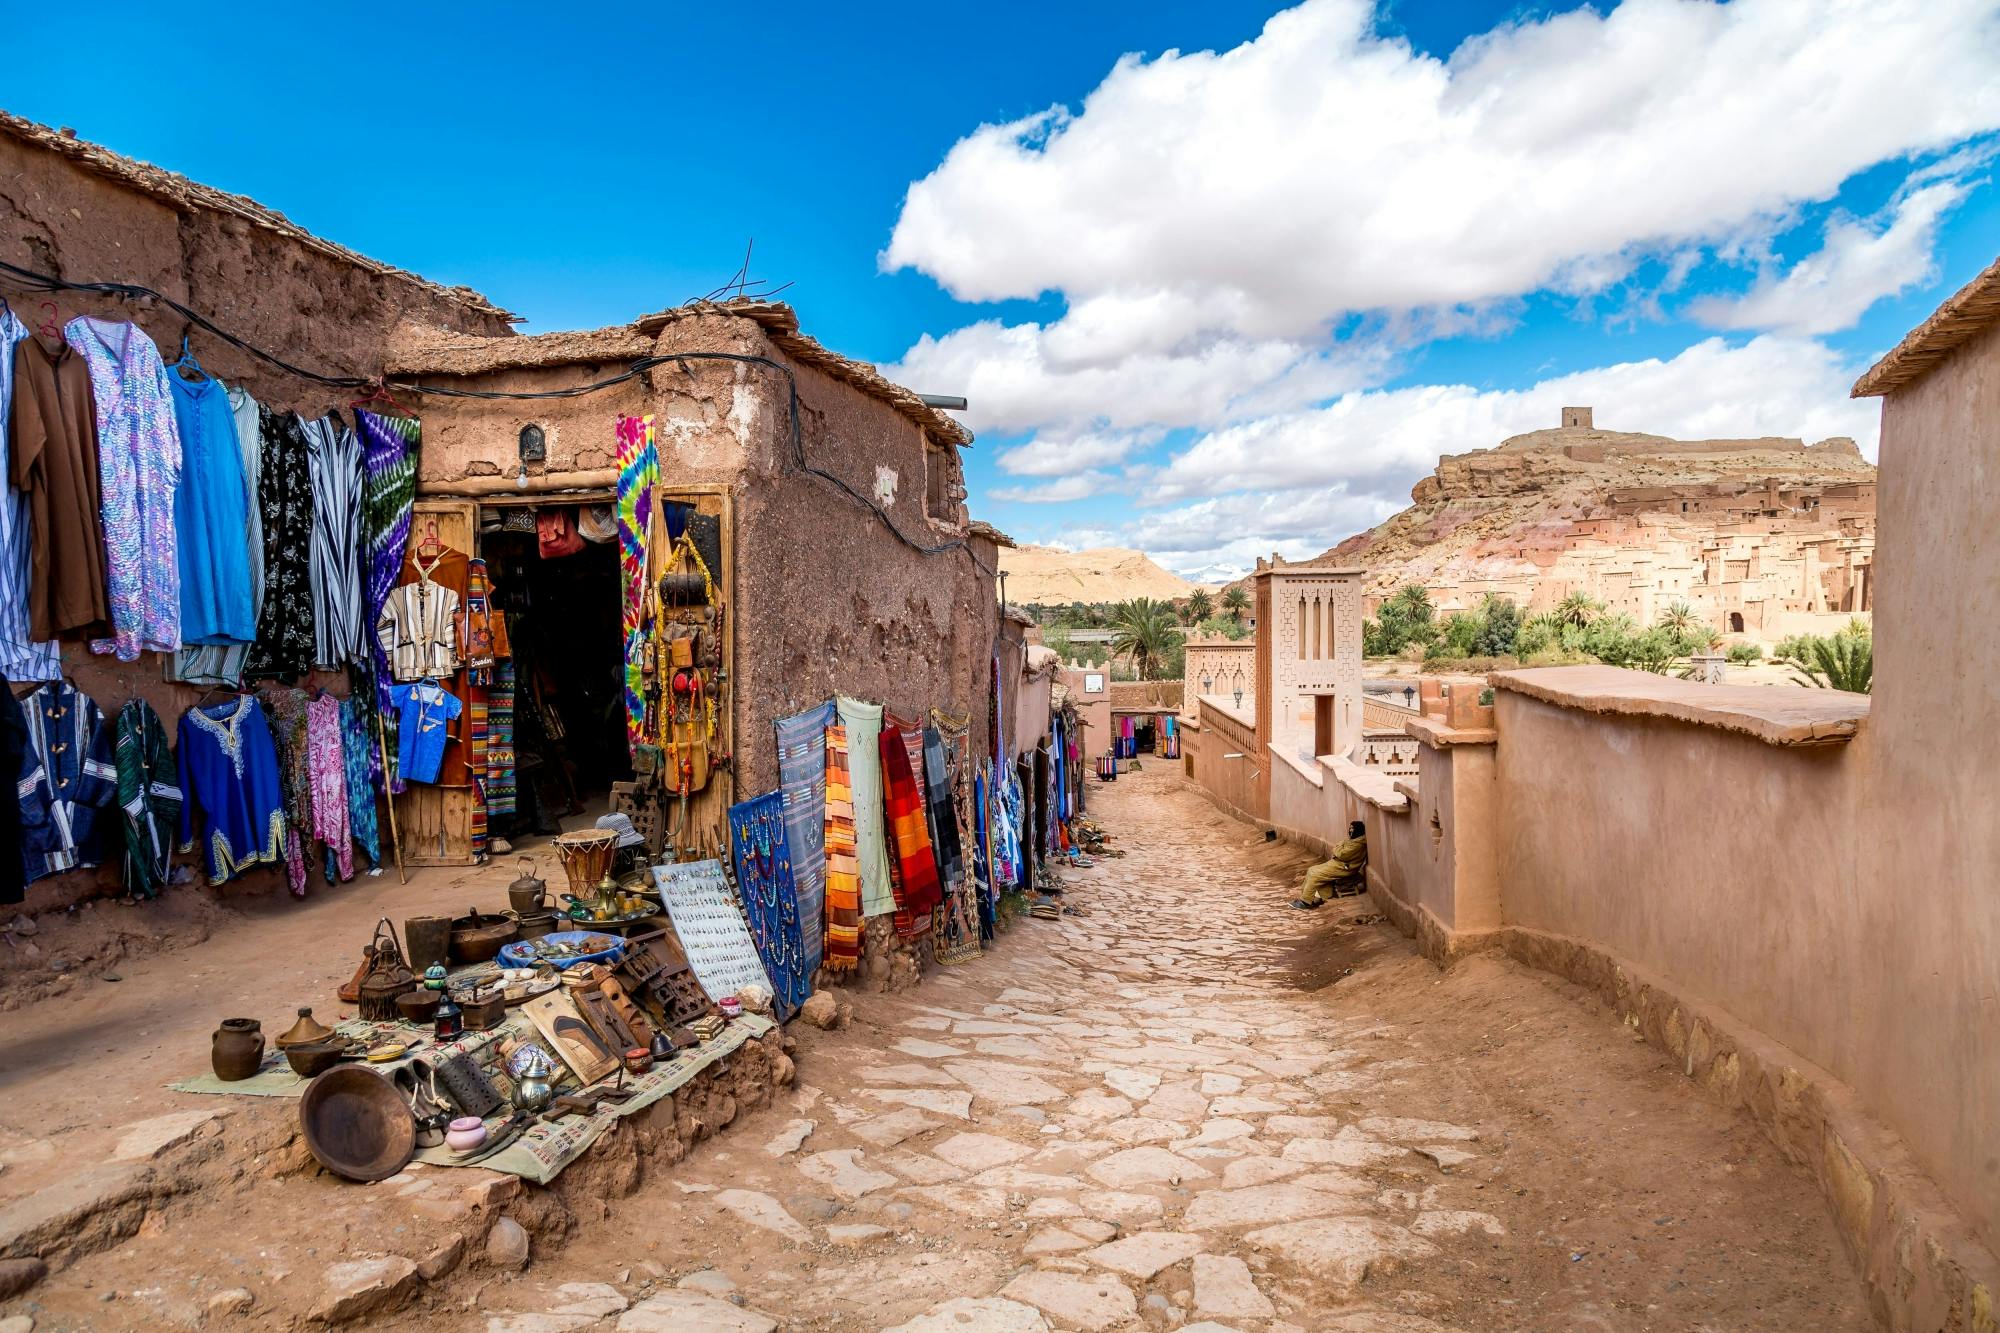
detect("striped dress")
[357,409,420,705]
[305,413,366,669]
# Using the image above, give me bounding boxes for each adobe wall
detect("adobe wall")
[0,128,512,911]
[1860,315,2000,1245]
[1183,704,1264,824]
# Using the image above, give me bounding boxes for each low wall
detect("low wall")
[1184,703,1264,824]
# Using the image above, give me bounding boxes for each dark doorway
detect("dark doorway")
[1729,611,1745,633]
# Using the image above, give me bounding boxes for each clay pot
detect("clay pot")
[276,1007,335,1050]
[211,1018,265,1081]
[394,989,444,1026]
[445,1116,487,1153]
[623,1047,653,1075]
[403,916,452,975]
[285,1038,347,1079]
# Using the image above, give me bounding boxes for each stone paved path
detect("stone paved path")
[471,767,1874,1333]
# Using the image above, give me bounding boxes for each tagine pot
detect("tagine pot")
[211,1018,265,1081]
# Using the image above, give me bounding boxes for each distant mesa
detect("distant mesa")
[997,545,1216,607]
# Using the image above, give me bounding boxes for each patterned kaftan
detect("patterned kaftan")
[244,410,316,681]
[306,692,353,882]
[114,700,182,898]
[339,694,382,868]
[256,687,313,894]
[305,413,367,669]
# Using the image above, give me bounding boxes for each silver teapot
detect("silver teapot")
[509,1044,555,1113]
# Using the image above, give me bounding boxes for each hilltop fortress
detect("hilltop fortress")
[1326,408,1876,639]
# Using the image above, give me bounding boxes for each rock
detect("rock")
[762,1119,817,1157]
[851,1109,940,1148]
[882,1296,1052,1332]
[799,993,843,1030]
[1191,1254,1274,1319]
[1410,1210,1505,1237]
[864,1088,974,1119]
[1355,1117,1479,1143]
[417,1232,466,1282]
[1199,1074,1243,1096]
[675,1270,737,1296]
[1219,1158,1308,1189]
[826,1224,889,1243]
[616,1290,778,1332]
[786,1193,844,1222]
[461,1170,522,1210]
[1088,1146,1210,1189]
[486,1316,595,1333]
[1184,1184,1359,1231]
[1242,1218,1438,1294]
[0,1315,31,1333]
[1023,1227,1092,1255]
[931,1132,1034,1172]
[310,1256,421,1323]
[1083,1230,1206,1279]
[550,1281,631,1316]
[1103,1069,1161,1101]
[895,1038,966,1059]
[207,1289,256,1318]
[111,1109,220,1163]
[1413,1145,1478,1169]
[485,1217,531,1270]
[714,1189,812,1243]
[1001,1271,1138,1332]
[0,1257,46,1300]
[797,1149,899,1198]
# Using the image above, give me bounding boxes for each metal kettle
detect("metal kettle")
[507,858,549,916]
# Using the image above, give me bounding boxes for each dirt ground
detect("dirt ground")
[0,767,1875,1331]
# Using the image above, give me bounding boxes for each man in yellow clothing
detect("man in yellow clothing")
[1292,821,1366,909]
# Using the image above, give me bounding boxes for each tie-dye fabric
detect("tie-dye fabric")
[67,317,182,660]
[339,694,381,868]
[615,415,657,758]
[358,409,420,707]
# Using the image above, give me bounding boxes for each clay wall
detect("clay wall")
[0,123,513,911]
[1183,702,1264,824]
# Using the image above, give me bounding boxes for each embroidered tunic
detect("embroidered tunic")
[305,414,366,669]
[357,409,419,707]
[0,680,26,905]
[168,372,256,645]
[377,576,459,682]
[17,681,117,884]
[0,307,59,681]
[243,409,316,681]
[113,700,182,899]
[66,317,182,659]
[176,696,287,886]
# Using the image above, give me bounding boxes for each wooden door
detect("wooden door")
[395,500,479,867]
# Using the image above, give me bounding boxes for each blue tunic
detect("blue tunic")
[176,696,287,885]
[169,374,256,645]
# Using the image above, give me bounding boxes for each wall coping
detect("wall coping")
[1405,716,1498,748]
[1325,755,1410,812]
[1490,665,1867,747]
[1202,696,1256,728]
[1268,743,1324,788]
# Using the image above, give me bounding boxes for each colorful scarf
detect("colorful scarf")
[821,723,863,973]
[339,694,382,868]
[881,725,942,936]
[774,699,836,978]
[467,680,490,859]
[358,409,419,708]
[615,415,656,759]
[306,692,353,883]
[486,659,518,822]
[729,791,810,1020]
[836,696,895,918]
[114,700,181,899]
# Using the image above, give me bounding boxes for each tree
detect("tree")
[1110,597,1180,681]
[1471,595,1522,657]
[1657,602,1699,638]
[1363,583,1438,657]
[1556,591,1603,629]
[1221,586,1250,623]
[1783,632,1873,693]
[1184,589,1214,623]
[1196,615,1250,641]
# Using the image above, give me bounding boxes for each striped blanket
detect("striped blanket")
[821,724,864,973]
[615,415,657,759]
[357,409,419,708]
[880,724,942,936]
[774,700,835,978]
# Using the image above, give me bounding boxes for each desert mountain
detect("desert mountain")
[1302,411,1877,631]
[1000,545,1215,607]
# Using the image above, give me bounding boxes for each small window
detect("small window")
[925,443,959,521]
[1084,672,1105,693]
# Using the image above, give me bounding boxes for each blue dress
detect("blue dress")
[176,696,287,885]
[169,373,256,645]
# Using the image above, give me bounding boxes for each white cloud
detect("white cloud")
[991,471,1122,504]
[886,0,2000,339]
[1149,335,1879,503]
[997,427,1160,478]
[1691,182,1973,334]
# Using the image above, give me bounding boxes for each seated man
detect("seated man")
[1292,821,1366,909]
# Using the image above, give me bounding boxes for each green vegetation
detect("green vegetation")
[1362,584,1438,657]
[1110,597,1180,681]
[1422,592,1722,675]
[1221,586,1250,624]
[1726,641,1763,665]
[1777,619,1872,692]
[1183,589,1214,623]
[1196,615,1250,641]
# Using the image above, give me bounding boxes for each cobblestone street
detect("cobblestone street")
[474,767,1874,1333]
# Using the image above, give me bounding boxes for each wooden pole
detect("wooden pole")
[377,710,407,885]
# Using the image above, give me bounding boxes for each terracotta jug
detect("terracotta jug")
[211,1018,265,1081]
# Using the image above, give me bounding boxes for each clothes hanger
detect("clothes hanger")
[169,332,209,383]
[416,516,444,561]
[36,300,60,341]
[349,380,413,417]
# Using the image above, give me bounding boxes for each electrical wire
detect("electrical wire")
[0,257,992,571]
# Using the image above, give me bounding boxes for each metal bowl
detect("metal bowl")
[299,1067,416,1183]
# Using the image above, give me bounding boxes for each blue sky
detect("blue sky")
[7,0,1998,579]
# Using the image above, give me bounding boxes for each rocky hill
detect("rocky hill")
[1309,413,1877,626]
[1000,545,1214,607]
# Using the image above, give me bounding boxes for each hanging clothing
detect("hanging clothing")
[880,724,943,932]
[17,681,116,884]
[392,546,472,785]
[729,791,810,1020]
[615,415,656,760]
[0,677,26,905]
[306,693,354,882]
[257,686,313,894]
[0,308,59,681]
[243,408,315,681]
[175,695,287,886]
[305,413,366,669]
[377,573,460,682]
[167,370,256,646]
[485,659,518,824]
[460,557,509,681]
[338,693,382,869]
[170,386,264,687]
[821,722,864,974]
[923,726,966,891]
[836,696,895,918]
[535,507,582,559]
[357,409,419,706]
[113,700,181,899]
[774,699,836,980]
[66,317,181,659]
[466,680,489,859]
[10,332,110,641]
[388,680,462,785]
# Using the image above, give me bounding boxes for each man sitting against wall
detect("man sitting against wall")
[1292,821,1366,909]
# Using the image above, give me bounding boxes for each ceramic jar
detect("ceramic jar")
[445,1116,488,1153]
[211,1018,265,1081]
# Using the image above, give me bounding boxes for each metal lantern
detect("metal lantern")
[518,423,546,463]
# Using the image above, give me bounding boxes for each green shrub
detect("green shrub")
[1726,642,1763,665]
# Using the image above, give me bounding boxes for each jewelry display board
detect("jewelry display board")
[651,859,772,1003]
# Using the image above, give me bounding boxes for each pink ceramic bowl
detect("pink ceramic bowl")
[445,1116,487,1153]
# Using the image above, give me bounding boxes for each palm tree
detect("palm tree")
[1221,586,1250,624]
[1385,584,1433,617]
[1110,598,1179,680]
[1556,591,1602,629]
[1657,602,1699,637]
[1783,633,1873,693]
[1184,589,1214,623]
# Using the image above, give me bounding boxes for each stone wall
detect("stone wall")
[1182,704,1263,824]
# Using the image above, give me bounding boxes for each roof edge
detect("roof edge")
[1853,252,2000,398]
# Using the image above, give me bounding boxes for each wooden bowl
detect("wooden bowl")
[299,1067,415,1183]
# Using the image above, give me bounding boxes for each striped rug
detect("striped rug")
[821,723,863,973]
